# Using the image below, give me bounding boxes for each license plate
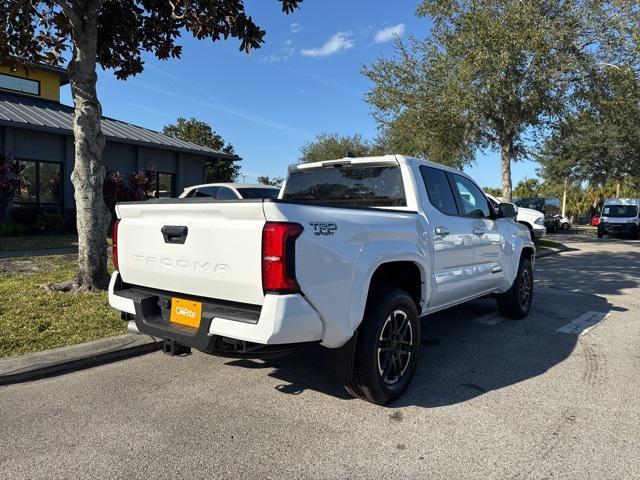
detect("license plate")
[170,297,202,328]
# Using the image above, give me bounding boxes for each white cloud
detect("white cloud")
[374,23,406,43]
[290,22,302,33]
[260,39,295,63]
[301,32,354,58]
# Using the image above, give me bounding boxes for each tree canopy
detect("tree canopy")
[0,0,303,290]
[537,67,640,191]
[364,0,640,200]
[299,133,383,163]
[257,176,284,187]
[163,117,239,183]
[2,0,303,78]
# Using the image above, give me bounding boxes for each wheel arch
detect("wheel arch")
[347,259,425,335]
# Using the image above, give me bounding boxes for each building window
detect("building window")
[0,73,40,96]
[151,172,175,198]
[15,159,63,207]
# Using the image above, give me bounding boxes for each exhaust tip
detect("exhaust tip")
[127,320,139,335]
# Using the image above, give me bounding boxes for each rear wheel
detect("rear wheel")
[497,256,533,319]
[345,289,420,405]
[597,232,604,238]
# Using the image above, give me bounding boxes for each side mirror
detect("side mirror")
[498,202,518,219]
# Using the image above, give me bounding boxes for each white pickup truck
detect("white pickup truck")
[109,155,535,405]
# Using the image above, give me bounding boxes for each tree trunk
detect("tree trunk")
[68,5,110,291]
[500,134,513,202]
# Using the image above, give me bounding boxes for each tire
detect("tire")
[345,289,420,406]
[597,232,603,238]
[562,222,570,230]
[497,256,533,319]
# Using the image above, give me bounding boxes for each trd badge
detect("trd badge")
[309,222,337,236]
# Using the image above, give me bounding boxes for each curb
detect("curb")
[535,242,570,258]
[0,333,162,386]
[536,248,563,258]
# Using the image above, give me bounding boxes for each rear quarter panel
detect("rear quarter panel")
[263,201,424,348]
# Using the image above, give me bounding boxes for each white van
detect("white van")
[597,198,640,239]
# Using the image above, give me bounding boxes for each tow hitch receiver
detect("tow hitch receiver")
[163,339,191,356]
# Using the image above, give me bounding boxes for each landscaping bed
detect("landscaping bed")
[0,255,125,358]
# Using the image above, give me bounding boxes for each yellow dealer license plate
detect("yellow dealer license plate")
[170,298,202,328]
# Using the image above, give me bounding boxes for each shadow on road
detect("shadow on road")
[225,238,637,407]
[226,286,620,407]
[536,249,640,296]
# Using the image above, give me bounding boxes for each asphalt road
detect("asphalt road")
[1,233,638,479]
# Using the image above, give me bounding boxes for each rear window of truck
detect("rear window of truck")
[282,166,406,207]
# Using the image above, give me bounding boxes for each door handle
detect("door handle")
[473,228,486,236]
[435,226,450,236]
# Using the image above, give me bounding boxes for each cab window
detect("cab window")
[451,174,491,218]
[187,186,220,198]
[217,187,239,200]
[420,166,458,215]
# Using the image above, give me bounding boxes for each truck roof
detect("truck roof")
[184,183,279,190]
[289,154,465,176]
[604,198,640,205]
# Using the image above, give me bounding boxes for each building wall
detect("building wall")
[0,66,61,102]
[103,142,137,173]
[181,153,208,188]
[2,126,210,212]
[13,129,66,162]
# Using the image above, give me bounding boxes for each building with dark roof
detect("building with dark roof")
[0,63,239,216]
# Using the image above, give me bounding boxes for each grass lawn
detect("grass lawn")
[0,255,125,358]
[0,234,78,251]
[0,235,113,252]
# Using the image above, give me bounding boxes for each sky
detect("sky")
[59,0,538,188]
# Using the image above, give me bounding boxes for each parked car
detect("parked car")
[597,198,640,239]
[512,197,561,232]
[109,155,535,405]
[556,215,571,230]
[591,215,601,226]
[179,183,280,200]
[485,193,546,241]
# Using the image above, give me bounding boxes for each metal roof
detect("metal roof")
[0,91,239,160]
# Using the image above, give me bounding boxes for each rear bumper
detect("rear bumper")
[108,272,323,350]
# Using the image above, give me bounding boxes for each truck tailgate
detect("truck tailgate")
[116,201,266,305]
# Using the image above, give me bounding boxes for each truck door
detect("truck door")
[448,173,507,294]
[418,166,478,309]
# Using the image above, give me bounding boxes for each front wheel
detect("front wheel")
[346,289,420,405]
[497,257,533,319]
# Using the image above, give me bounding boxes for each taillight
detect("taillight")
[262,222,303,294]
[112,220,119,271]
